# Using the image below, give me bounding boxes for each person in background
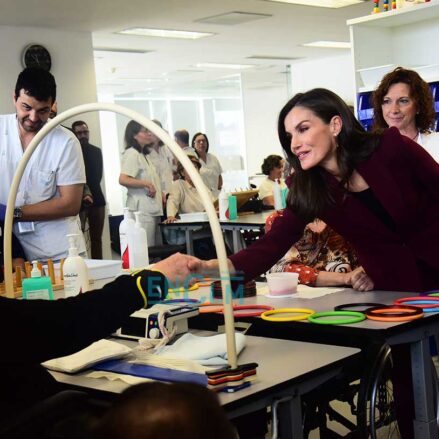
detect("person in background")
[0,220,26,279]
[174,129,195,154]
[372,66,439,161]
[192,132,223,197]
[0,67,86,262]
[266,212,361,286]
[72,120,107,259]
[119,121,163,246]
[164,154,215,224]
[258,154,287,208]
[93,382,237,439]
[146,120,174,195]
[0,252,199,432]
[196,87,439,292]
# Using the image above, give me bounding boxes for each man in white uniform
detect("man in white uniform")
[0,68,86,262]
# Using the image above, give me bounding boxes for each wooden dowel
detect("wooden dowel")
[15,267,22,288]
[37,261,43,275]
[24,261,31,278]
[47,259,55,284]
[60,258,65,281]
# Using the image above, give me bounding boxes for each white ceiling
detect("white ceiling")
[0,0,371,97]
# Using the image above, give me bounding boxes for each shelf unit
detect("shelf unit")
[347,1,439,129]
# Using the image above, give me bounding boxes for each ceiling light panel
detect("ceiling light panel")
[195,11,272,25]
[94,48,152,54]
[302,40,351,48]
[247,55,302,61]
[117,28,214,39]
[261,0,366,8]
[195,62,257,70]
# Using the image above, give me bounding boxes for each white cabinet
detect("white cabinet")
[347,2,439,93]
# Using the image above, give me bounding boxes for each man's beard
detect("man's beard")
[79,138,89,146]
[20,116,44,133]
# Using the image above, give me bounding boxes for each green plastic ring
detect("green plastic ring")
[308,311,366,325]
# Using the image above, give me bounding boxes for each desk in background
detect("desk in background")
[160,210,273,255]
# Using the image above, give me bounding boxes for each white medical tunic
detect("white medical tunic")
[0,114,86,261]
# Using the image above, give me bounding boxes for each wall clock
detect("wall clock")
[21,44,52,71]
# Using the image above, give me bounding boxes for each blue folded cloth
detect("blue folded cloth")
[156,332,246,366]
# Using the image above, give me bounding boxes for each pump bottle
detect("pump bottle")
[63,234,89,297]
[119,208,135,269]
[22,261,54,300]
[219,189,229,220]
[127,212,149,269]
[273,180,283,210]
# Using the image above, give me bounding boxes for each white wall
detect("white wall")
[241,74,289,177]
[0,25,112,259]
[289,53,355,104]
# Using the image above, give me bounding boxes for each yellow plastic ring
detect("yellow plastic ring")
[260,308,315,322]
[168,283,199,294]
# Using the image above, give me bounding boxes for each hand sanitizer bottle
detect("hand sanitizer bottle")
[219,189,230,220]
[22,261,54,300]
[273,180,283,210]
[119,208,135,269]
[127,212,149,269]
[63,234,89,297]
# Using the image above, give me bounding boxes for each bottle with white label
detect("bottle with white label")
[219,189,229,220]
[63,234,89,297]
[119,208,135,269]
[127,212,149,269]
[22,261,54,300]
[273,179,283,210]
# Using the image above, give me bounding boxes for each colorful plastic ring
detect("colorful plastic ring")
[334,303,385,312]
[426,290,439,296]
[160,298,201,305]
[226,305,274,318]
[308,311,365,325]
[260,308,315,322]
[365,305,423,322]
[397,300,439,310]
[168,283,199,293]
[394,296,439,306]
[199,303,225,314]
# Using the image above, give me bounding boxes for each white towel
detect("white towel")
[156,333,246,366]
[42,339,132,373]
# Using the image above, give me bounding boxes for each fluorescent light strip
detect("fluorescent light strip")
[196,62,256,70]
[302,40,351,49]
[118,28,214,39]
[262,0,365,8]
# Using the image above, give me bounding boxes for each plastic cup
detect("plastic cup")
[266,272,299,296]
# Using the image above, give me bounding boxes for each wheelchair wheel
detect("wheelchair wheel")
[356,344,399,439]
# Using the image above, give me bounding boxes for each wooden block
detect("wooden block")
[15,267,22,288]
[47,259,55,284]
[24,261,31,278]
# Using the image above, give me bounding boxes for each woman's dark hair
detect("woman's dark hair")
[191,132,209,155]
[145,119,164,147]
[177,155,201,179]
[278,88,381,222]
[124,120,148,154]
[372,67,435,133]
[261,155,283,175]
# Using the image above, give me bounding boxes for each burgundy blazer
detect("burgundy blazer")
[230,127,439,292]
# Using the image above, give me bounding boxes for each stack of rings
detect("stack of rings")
[393,296,439,313]
[308,311,365,325]
[365,304,423,322]
[260,308,315,322]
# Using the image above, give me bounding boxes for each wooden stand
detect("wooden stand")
[0,259,65,298]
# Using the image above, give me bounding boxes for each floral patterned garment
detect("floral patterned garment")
[266,211,359,286]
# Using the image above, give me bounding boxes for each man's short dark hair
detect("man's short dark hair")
[15,67,56,103]
[72,120,88,131]
[175,129,189,145]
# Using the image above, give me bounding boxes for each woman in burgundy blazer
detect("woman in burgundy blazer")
[201,88,439,293]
